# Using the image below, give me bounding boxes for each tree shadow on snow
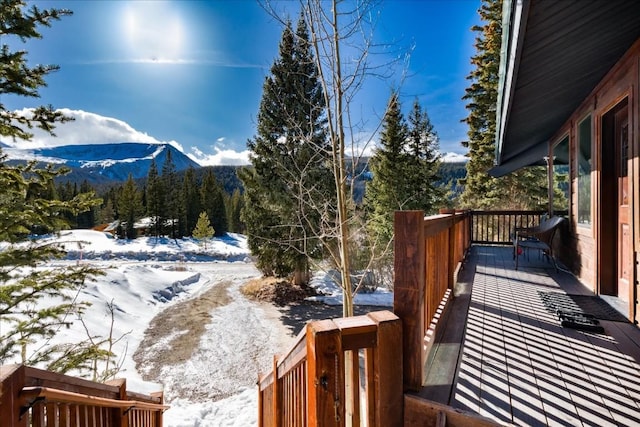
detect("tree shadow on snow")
[277,302,383,336]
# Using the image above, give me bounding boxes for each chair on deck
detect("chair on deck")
[512,216,565,271]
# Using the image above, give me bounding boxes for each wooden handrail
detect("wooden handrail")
[276,328,308,380]
[0,364,165,427]
[21,386,170,411]
[258,310,403,427]
[469,210,568,245]
[394,210,471,392]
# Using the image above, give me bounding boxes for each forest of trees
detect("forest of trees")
[51,164,244,239]
[50,157,463,241]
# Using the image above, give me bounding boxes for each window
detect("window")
[577,116,591,225]
[552,136,569,211]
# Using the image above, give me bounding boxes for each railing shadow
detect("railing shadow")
[452,245,640,426]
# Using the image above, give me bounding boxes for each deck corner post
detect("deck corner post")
[306,319,344,427]
[107,378,128,427]
[0,364,27,427]
[368,311,403,427]
[393,210,426,392]
[151,391,164,427]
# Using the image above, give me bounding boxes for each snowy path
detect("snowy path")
[139,262,294,426]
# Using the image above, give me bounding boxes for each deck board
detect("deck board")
[441,246,640,426]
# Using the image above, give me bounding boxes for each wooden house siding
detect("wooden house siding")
[546,37,640,324]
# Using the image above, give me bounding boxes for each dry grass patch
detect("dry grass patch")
[241,276,318,306]
[133,281,232,381]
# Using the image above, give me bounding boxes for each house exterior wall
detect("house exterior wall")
[548,38,640,323]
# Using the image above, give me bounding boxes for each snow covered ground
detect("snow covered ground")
[2,230,392,426]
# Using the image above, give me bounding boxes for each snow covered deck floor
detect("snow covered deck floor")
[429,245,640,427]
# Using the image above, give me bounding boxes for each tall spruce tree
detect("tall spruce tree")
[365,94,446,258]
[146,158,164,238]
[405,99,446,213]
[0,0,105,369]
[225,189,243,233]
[117,174,143,239]
[161,150,181,237]
[365,92,409,248]
[240,16,331,285]
[200,169,227,237]
[459,0,547,209]
[181,166,201,237]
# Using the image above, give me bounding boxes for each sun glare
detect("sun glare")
[122,3,186,64]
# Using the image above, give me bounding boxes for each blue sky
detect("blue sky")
[5,0,480,165]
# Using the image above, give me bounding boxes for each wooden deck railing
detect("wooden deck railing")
[0,364,166,427]
[470,210,547,244]
[258,310,403,427]
[394,210,471,391]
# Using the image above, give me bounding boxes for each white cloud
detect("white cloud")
[2,108,256,167]
[442,152,468,163]
[190,147,250,166]
[5,108,165,149]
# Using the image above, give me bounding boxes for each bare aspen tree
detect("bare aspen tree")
[254,4,407,422]
[301,0,400,317]
[256,0,406,318]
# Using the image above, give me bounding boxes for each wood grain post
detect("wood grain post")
[448,215,457,290]
[0,364,27,427]
[368,311,403,427]
[151,391,164,427]
[393,211,425,392]
[106,378,128,427]
[257,374,264,427]
[306,319,343,427]
[272,355,281,427]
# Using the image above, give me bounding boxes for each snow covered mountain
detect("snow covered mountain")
[2,142,201,183]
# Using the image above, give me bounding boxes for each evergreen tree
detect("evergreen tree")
[240,16,331,285]
[192,211,215,250]
[365,92,409,248]
[225,189,243,233]
[98,198,115,225]
[459,0,547,209]
[365,94,447,257]
[181,166,201,237]
[405,99,446,213]
[117,174,143,239]
[200,169,227,237]
[76,180,96,228]
[0,0,105,369]
[161,150,181,237]
[458,0,502,208]
[146,158,164,237]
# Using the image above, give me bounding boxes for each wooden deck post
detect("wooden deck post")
[151,391,164,427]
[306,319,344,427]
[0,364,27,427]
[393,211,425,392]
[368,311,403,427]
[106,378,129,427]
[272,354,281,426]
[448,215,457,290]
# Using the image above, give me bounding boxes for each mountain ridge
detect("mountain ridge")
[2,142,201,184]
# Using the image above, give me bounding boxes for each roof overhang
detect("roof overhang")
[492,0,640,177]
